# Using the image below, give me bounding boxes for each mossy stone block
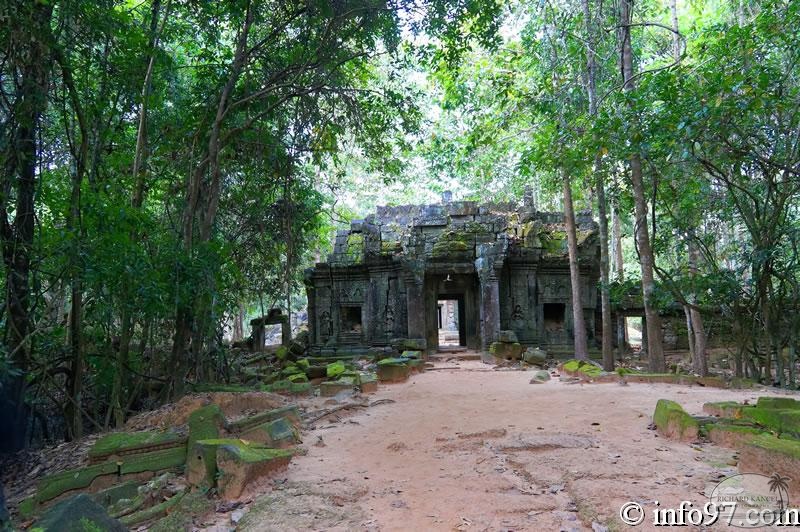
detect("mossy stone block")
[742,406,800,438]
[215,441,293,499]
[653,399,700,442]
[702,401,745,418]
[89,431,184,462]
[326,360,346,378]
[756,397,800,410]
[320,380,353,397]
[377,363,411,383]
[240,417,298,448]
[36,462,119,504]
[489,341,523,361]
[227,405,301,433]
[187,404,226,452]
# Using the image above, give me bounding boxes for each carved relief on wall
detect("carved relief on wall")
[336,281,367,303]
[319,311,333,339]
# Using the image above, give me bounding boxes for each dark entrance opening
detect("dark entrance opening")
[341,306,362,333]
[437,295,466,347]
[543,303,566,332]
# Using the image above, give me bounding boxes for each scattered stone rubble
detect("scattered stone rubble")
[18,401,303,530]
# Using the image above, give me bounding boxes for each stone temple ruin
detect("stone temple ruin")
[304,193,601,357]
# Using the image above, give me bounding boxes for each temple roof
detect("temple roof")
[323,199,599,268]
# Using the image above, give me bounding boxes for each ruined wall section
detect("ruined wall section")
[305,200,600,354]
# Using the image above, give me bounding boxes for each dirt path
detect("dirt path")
[233,360,791,532]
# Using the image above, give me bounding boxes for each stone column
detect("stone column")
[304,269,317,345]
[249,318,265,352]
[405,277,425,341]
[478,271,501,351]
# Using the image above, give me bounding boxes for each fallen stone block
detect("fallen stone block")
[32,447,186,511]
[320,380,354,396]
[215,441,293,499]
[239,417,299,448]
[756,396,800,410]
[741,406,800,438]
[119,490,186,527]
[377,362,411,383]
[359,373,378,393]
[187,404,226,451]
[227,405,301,433]
[32,493,126,532]
[326,360,346,379]
[489,341,523,361]
[89,430,186,464]
[704,421,762,449]
[739,434,800,501]
[522,347,547,366]
[653,399,700,442]
[529,370,551,384]
[702,401,745,418]
[561,359,603,378]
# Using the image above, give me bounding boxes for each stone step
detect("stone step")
[430,351,482,362]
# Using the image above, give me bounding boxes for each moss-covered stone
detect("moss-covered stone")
[489,341,523,361]
[227,405,301,433]
[239,417,299,448]
[756,396,800,410]
[186,440,219,489]
[118,490,186,527]
[148,490,214,532]
[704,421,762,449]
[32,494,126,532]
[191,383,253,393]
[652,399,700,442]
[89,431,184,462]
[377,363,411,383]
[359,372,378,393]
[741,406,800,438]
[326,360,346,378]
[36,462,119,504]
[187,404,226,453]
[702,401,745,418]
[561,359,603,377]
[740,434,800,500]
[215,441,293,499]
[320,380,354,396]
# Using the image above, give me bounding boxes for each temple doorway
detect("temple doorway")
[435,293,467,348]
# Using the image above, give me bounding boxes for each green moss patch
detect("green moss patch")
[745,433,800,462]
[326,360,346,378]
[653,399,700,441]
[187,404,226,452]
[741,406,800,438]
[89,431,183,461]
[702,401,745,418]
[756,396,800,410]
[561,359,603,377]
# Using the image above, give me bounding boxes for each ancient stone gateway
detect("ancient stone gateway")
[304,195,600,357]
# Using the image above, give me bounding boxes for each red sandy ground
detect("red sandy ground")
[223,359,797,532]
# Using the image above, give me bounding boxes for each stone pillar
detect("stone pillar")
[249,318,265,352]
[281,317,291,346]
[304,269,317,345]
[478,271,501,351]
[405,277,425,341]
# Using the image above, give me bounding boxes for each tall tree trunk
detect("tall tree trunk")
[0,0,54,451]
[582,0,613,370]
[563,171,589,359]
[688,238,707,375]
[54,41,91,440]
[170,4,254,398]
[620,0,665,372]
[612,198,626,358]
